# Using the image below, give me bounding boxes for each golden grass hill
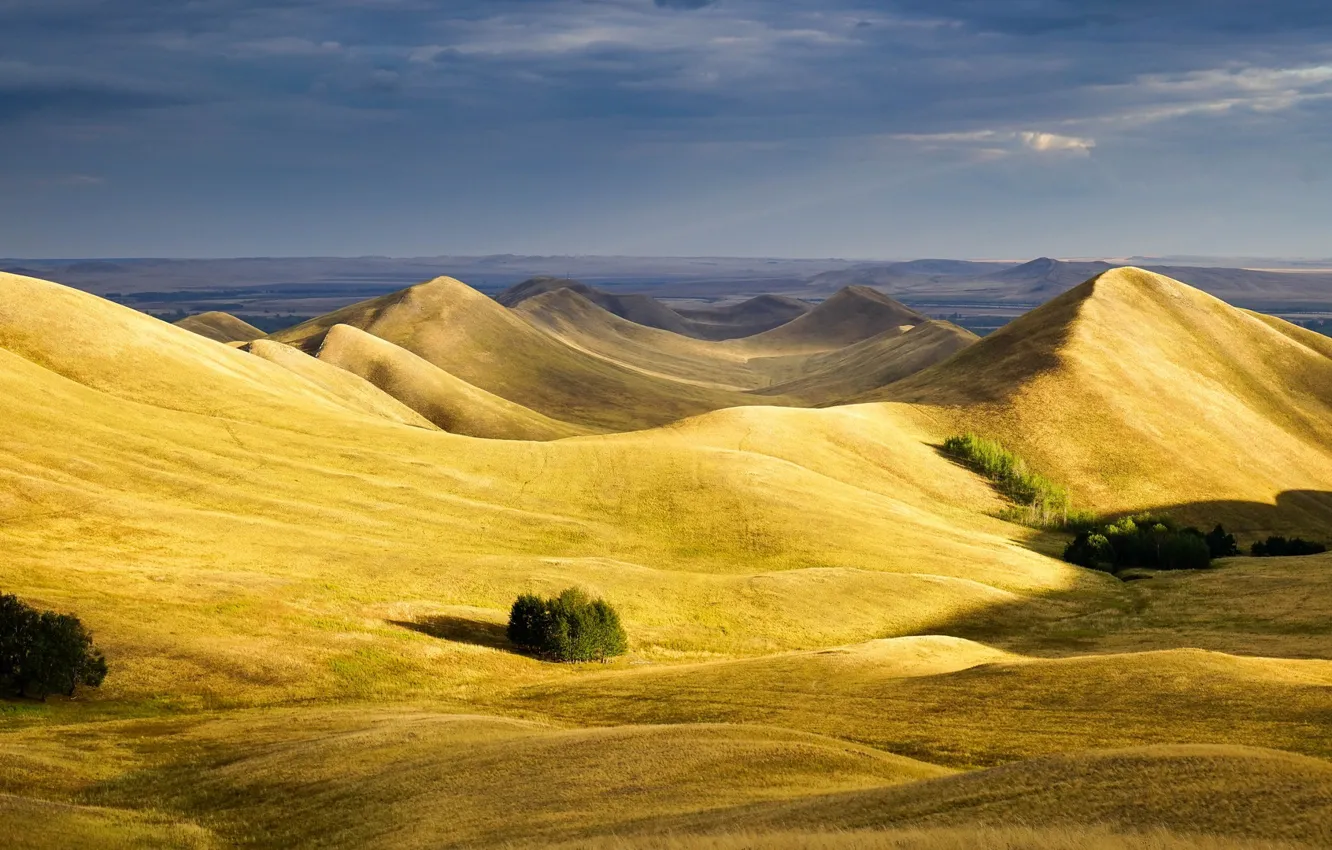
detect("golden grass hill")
[3,265,1332,848]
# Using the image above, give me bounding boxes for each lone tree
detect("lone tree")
[507,587,628,662]
[0,594,107,700]
[1204,524,1240,559]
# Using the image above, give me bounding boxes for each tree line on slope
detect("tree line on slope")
[1063,517,1236,573]
[942,434,1092,528]
[0,594,107,700]
[1251,536,1328,557]
[943,434,1326,573]
[1067,522,1327,573]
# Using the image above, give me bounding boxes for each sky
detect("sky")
[2,0,1332,259]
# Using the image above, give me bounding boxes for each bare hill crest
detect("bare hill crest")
[875,266,1332,530]
[174,310,266,344]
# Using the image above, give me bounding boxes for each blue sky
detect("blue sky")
[3,0,1331,258]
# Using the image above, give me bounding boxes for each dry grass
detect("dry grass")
[734,286,927,354]
[243,338,438,429]
[503,639,1332,767]
[755,321,977,404]
[649,745,1332,847]
[3,268,1332,848]
[173,311,264,345]
[1,710,946,848]
[269,276,769,430]
[552,827,1307,850]
[876,268,1332,536]
[314,322,587,439]
[1,794,216,849]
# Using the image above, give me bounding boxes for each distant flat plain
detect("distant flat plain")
[5,255,1332,336]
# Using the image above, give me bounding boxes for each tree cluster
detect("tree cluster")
[0,594,107,700]
[1063,515,1234,573]
[939,433,1099,528]
[942,434,1072,526]
[507,587,628,662]
[1251,536,1328,557]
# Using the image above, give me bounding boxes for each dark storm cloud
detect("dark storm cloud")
[2,0,1332,256]
[1,0,1325,136]
[0,83,186,123]
[888,0,1332,37]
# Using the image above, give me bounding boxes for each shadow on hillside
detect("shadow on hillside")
[919,489,1332,657]
[1139,490,1332,541]
[389,614,515,651]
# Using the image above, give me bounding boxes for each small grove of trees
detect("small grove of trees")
[507,587,628,662]
[1251,536,1328,557]
[942,434,1091,528]
[0,594,107,700]
[1064,516,1242,573]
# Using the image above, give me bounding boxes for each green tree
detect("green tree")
[0,594,107,700]
[1204,524,1240,558]
[506,588,628,662]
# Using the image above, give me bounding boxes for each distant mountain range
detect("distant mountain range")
[6,255,1332,317]
[809,257,1332,308]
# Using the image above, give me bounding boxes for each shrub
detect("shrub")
[507,588,628,662]
[1204,524,1240,559]
[942,434,1071,527]
[1251,536,1328,557]
[0,594,107,700]
[1062,513,1212,573]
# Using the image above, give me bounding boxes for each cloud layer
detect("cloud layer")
[1,0,1330,257]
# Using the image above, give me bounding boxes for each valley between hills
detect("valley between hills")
[3,265,1332,848]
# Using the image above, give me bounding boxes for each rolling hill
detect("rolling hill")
[496,277,697,336]
[173,310,266,344]
[659,744,1332,846]
[671,294,814,340]
[271,277,967,421]
[499,277,815,340]
[268,275,763,431]
[4,265,1332,848]
[512,287,764,390]
[738,285,929,354]
[870,267,1332,534]
[756,320,979,404]
[243,338,439,430]
[984,257,1117,299]
[312,323,587,440]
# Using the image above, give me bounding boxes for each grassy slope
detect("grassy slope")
[873,267,1332,536]
[0,271,1098,705]
[174,311,265,345]
[736,285,928,354]
[242,338,438,430]
[503,638,1332,767]
[3,711,946,849]
[268,276,763,431]
[674,294,814,340]
[514,288,767,390]
[313,323,588,439]
[4,269,1332,847]
[755,321,979,404]
[653,745,1332,846]
[561,829,1305,850]
[513,286,971,400]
